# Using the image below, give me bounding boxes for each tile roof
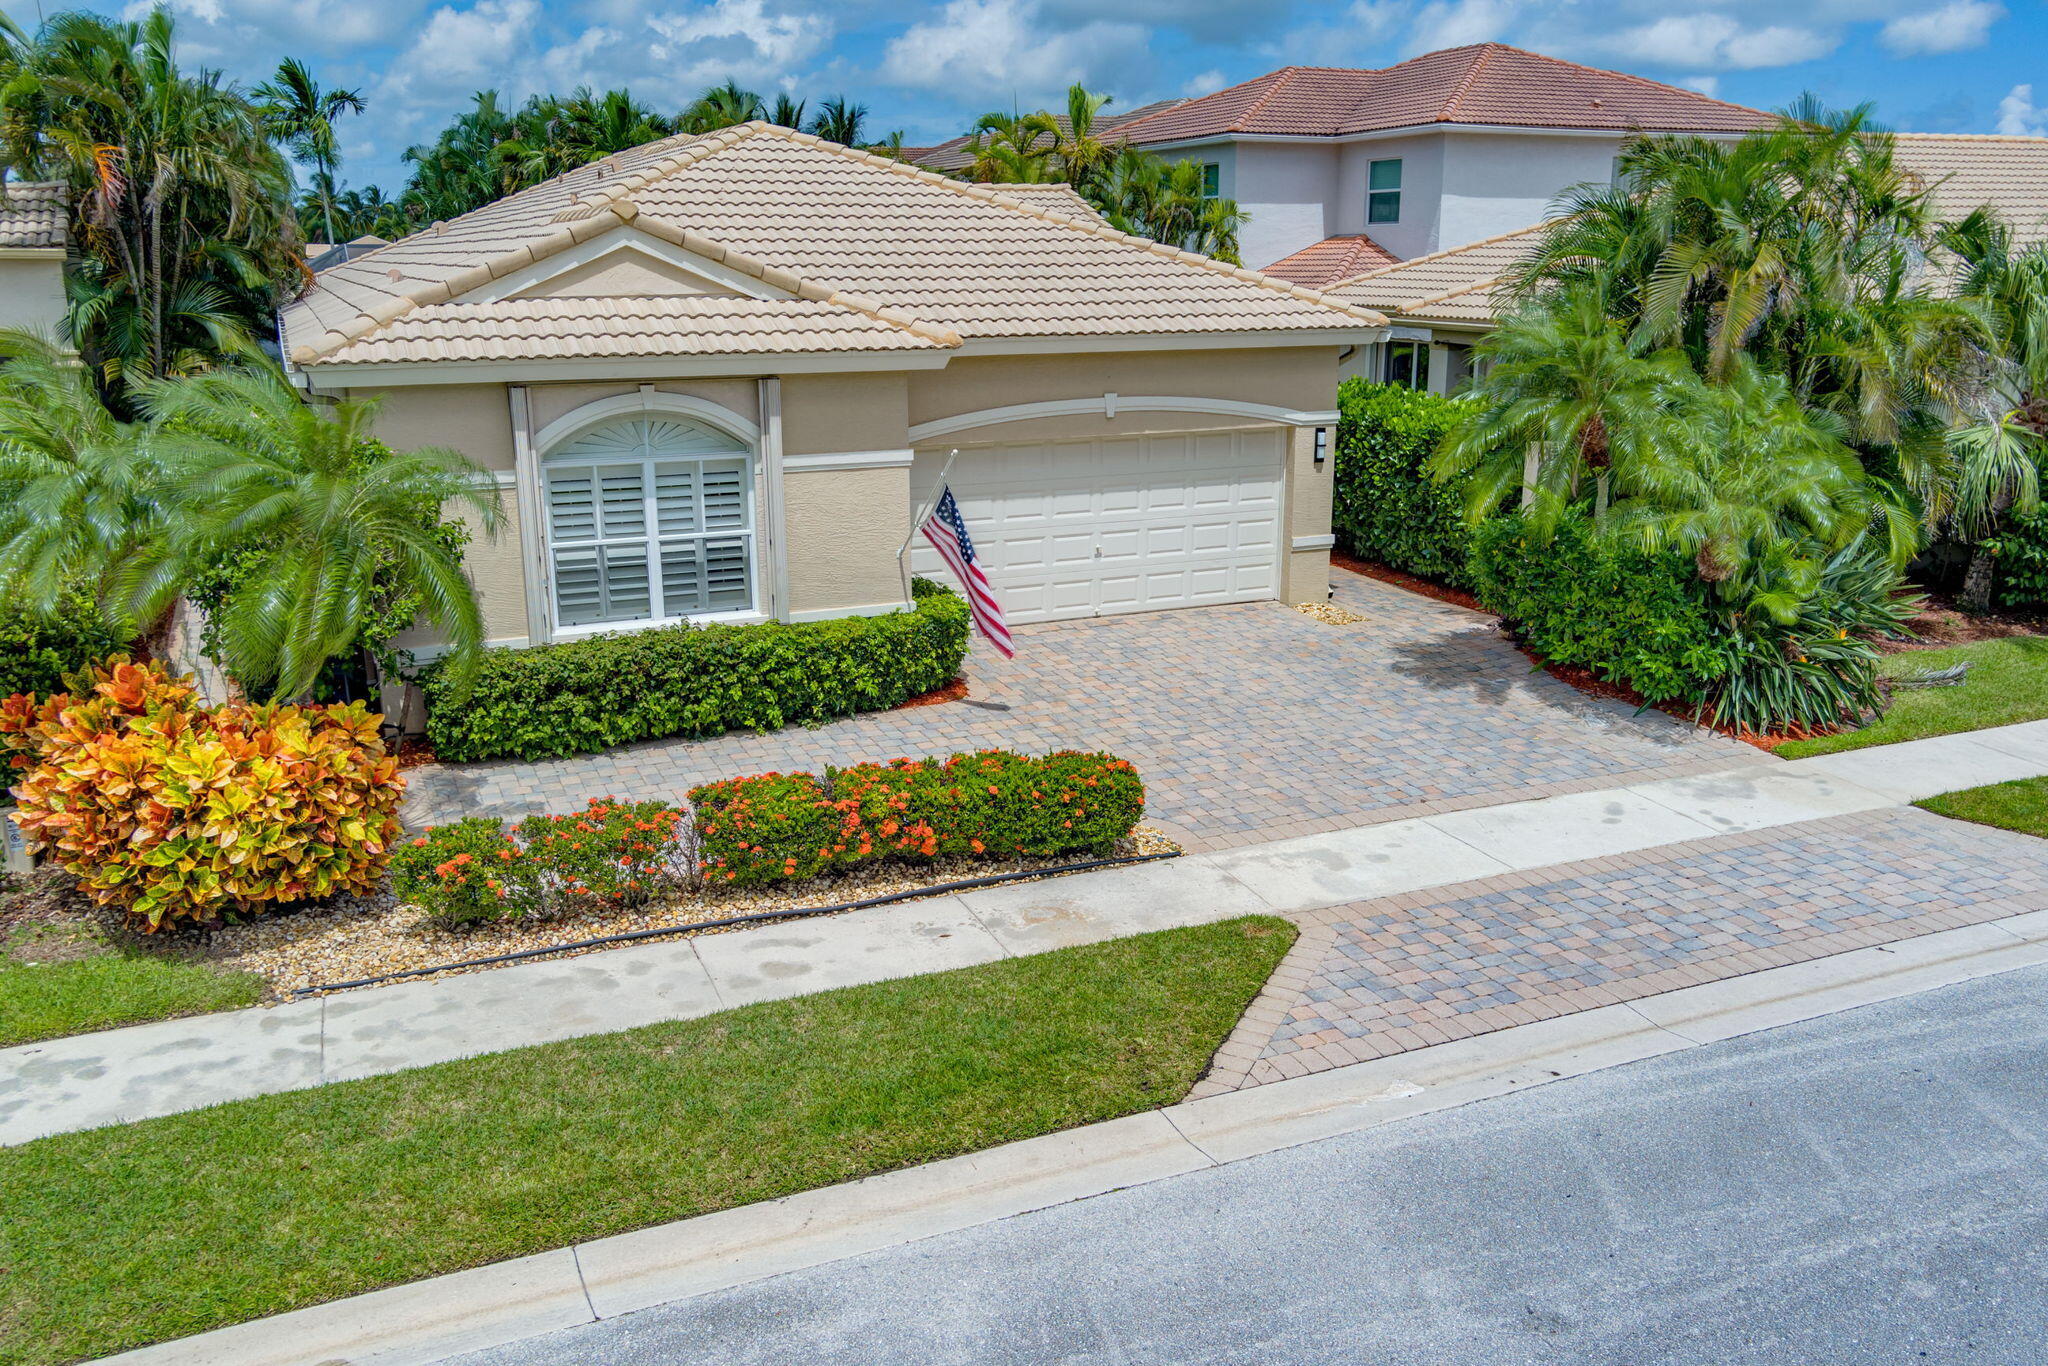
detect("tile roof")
[1112,44,1776,144]
[907,99,1187,173]
[1324,221,1553,326]
[282,122,1386,368]
[980,181,1105,223]
[318,297,948,365]
[0,182,65,249]
[1895,133,2048,246]
[1261,233,1399,286]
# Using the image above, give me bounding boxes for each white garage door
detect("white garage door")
[909,430,1284,625]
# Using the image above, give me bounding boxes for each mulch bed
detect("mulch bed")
[893,676,969,710]
[1885,595,2048,652]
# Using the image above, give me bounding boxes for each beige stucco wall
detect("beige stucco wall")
[783,465,913,616]
[0,253,66,336]
[347,345,1345,645]
[387,489,529,651]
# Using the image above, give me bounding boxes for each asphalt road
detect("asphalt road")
[450,965,2048,1366]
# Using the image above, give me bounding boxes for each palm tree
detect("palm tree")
[0,7,298,400]
[252,56,363,249]
[1434,289,1692,534]
[682,80,765,133]
[1048,85,1113,192]
[0,329,154,619]
[127,367,501,701]
[808,95,866,147]
[964,110,1055,183]
[767,93,805,129]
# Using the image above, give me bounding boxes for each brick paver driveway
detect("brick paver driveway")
[403,571,1756,850]
[1195,805,2048,1093]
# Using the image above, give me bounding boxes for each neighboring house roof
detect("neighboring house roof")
[1111,44,1776,145]
[282,121,1385,369]
[1262,233,1399,286]
[1324,221,1553,327]
[1895,133,2048,246]
[0,182,66,249]
[906,99,1188,173]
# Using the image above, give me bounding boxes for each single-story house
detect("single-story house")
[278,122,1387,652]
[1325,132,2048,392]
[0,182,68,336]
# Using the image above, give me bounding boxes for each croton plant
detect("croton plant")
[0,659,402,931]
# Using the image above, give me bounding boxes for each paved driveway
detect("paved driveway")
[451,963,2048,1366]
[404,572,1756,850]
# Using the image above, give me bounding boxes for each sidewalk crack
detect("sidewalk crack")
[570,1245,601,1322]
[1158,1106,1221,1168]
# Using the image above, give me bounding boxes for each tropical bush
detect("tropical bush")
[1331,378,1475,585]
[1990,503,2048,609]
[0,659,401,930]
[692,751,1145,889]
[1468,511,1727,706]
[391,799,691,927]
[423,581,970,763]
[0,593,129,700]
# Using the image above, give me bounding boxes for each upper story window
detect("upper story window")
[1367,158,1402,223]
[1200,162,1221,198]
[542,416,754,631]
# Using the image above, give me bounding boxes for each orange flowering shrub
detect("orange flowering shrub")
[390,798,691,927]
[690,750,1143,888]
[0,659,402,931]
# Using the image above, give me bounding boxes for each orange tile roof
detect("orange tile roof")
[1261,234,1399,286]
[1113,44,1776,144]
[281,122,1386,369]
[1324,221,1554,326]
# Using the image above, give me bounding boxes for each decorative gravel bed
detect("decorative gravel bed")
[1294,600,1370,626]
[165,825,1182,999]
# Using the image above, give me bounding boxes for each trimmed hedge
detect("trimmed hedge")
[0,594,129,701]
[1468,510,1728,707]
[423,579,970,762]
[391,799,692,927]
[1331,378,1476,587]
[692,751,1144,888]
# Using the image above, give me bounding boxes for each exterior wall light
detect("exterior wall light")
[1314,426,1329,467]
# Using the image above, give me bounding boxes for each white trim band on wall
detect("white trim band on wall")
[785,600,913,623]
[782,448,916,473]
[1291,534,1337,551]
[530,387,761,453]
[909,396,1342,444]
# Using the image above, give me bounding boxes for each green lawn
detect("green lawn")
[0,925,264,1048]
[1775,637,2048,758]
[0,915,1293,1366]
[1917,774,2048,838]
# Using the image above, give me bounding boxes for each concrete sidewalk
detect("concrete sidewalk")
[8,721,2048,1145]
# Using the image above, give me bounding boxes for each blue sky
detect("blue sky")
[15,0,2048,192]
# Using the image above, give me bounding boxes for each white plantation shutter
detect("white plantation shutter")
[543,417,755,629]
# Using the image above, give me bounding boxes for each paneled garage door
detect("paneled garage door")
[909,430,1284,625]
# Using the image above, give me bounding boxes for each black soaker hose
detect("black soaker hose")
[287,849,1183,998]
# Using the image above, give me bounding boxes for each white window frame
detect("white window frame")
[539,415,764,640]
[1367,157,1402,225]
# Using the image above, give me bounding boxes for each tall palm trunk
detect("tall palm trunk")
[1961,486,2014,614]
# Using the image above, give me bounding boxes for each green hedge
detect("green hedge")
[422,580,971,762]
[0,594,129,700]
[1992,506,2048,609]
[1468,510,1727,706]
[692,751,1144,888]
[1331,378,1475,587]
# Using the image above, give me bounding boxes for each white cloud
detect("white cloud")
[1679,74,1720,96]
[1407,0,1515,51]
[1879,0,2002,55]
[1183,68,1228,96]
[1998,83,2047,135]
[880,0,1145,97]
[1594,14,1832,71]
[384,0,539,93]
[647,0,829,69]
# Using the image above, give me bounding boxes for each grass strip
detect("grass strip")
[1917,774,2048,838]
[1775,638,2048,758]
[0,915,1294,1366]
[0,948,263,1048]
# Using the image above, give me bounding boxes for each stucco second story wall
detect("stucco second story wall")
[0,251,65,336]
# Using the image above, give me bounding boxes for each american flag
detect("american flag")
[920,485,1014,658]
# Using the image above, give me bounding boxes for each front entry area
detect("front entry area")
[909,429,1285,624]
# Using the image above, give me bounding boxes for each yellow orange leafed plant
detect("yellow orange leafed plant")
[0,659,403,930]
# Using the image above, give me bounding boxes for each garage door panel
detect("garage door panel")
[910,430,1284,625]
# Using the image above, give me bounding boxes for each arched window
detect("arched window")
[542,415,754,629]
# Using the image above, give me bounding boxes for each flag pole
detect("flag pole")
[898,447,960,604]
